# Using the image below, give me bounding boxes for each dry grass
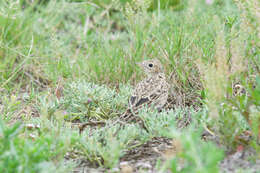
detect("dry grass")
[0,0,259,172]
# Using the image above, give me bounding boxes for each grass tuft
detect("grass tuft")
[0,0,259,172]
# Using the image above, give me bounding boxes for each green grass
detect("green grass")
[0,0,259,172]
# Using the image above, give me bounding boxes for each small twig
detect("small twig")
[78,120,106,133]
[203,124,215,136]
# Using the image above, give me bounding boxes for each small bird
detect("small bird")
[78,59,169,133]
[119,59,169,128]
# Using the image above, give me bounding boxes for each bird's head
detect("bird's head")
[138,59,164,76]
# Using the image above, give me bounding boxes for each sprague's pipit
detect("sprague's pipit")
[119,59,169,129]
[78,59,169,133]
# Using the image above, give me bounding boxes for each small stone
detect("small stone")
[120,162,133,173]
[110,167,120,173]
[136,162,152,169]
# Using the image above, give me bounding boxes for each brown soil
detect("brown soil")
[70,137,260,173]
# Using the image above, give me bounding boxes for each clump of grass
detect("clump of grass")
[196,4,259,151]
[0,119,73,173]
[159,128,224,173]
[71,100,200,168]
[76,124,144,168]
[0,0,259,172]
[36,80,131,122]
[62,81,131,121]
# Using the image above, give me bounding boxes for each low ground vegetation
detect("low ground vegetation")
[0,0,259,172]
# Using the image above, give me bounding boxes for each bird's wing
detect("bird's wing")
[120,77,168,130]
[129,79,169,111]
[129,79,152,108]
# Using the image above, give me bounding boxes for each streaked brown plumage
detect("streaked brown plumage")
[79,59,169,133]
[119,59,169,129]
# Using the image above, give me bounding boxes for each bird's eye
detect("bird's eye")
[148,63,153,67]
